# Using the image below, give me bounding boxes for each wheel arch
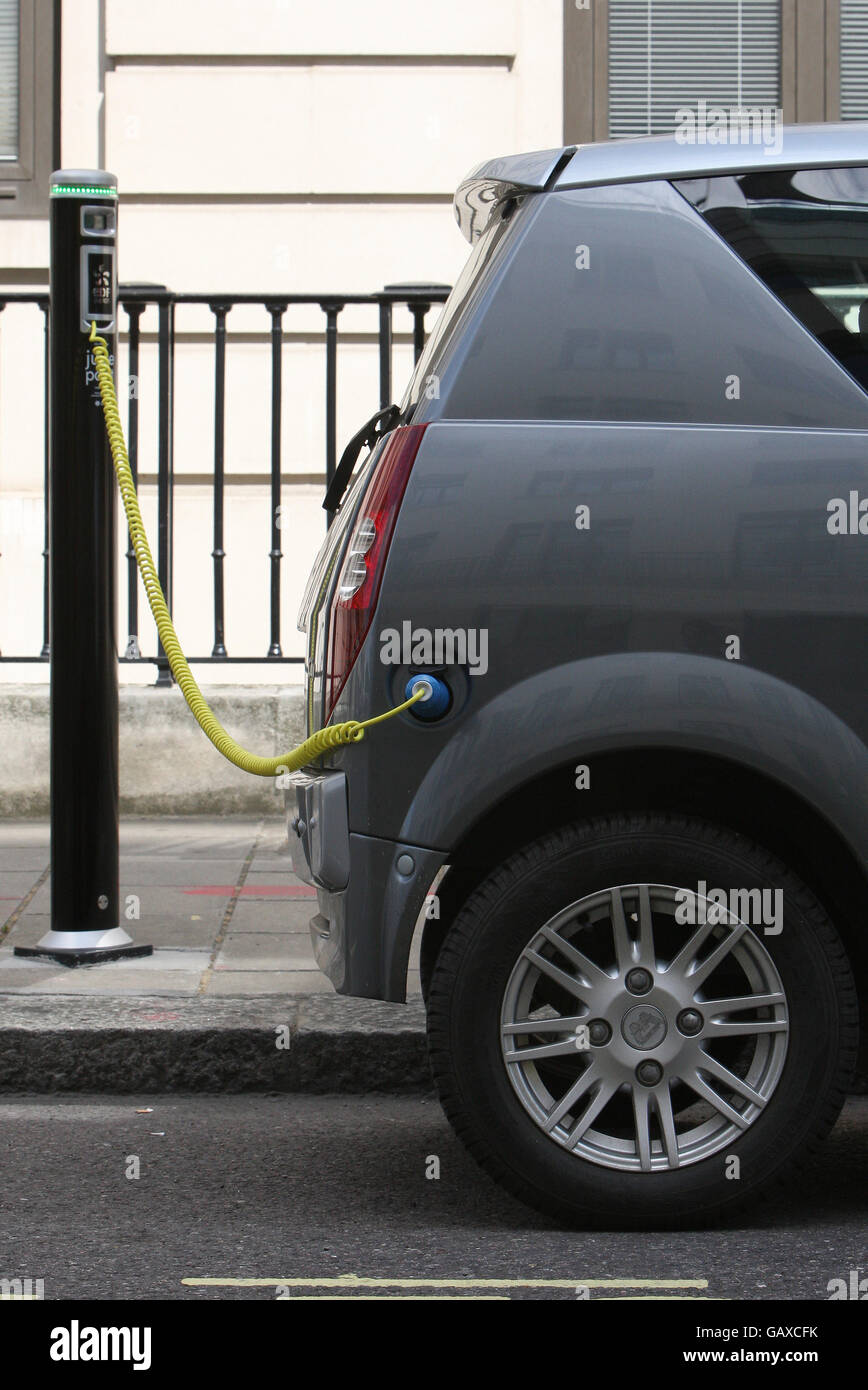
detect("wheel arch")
[418,746,868,1071]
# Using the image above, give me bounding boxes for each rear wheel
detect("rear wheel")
[426,814,858,1226]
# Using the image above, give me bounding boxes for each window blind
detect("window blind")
[841,0,868,120]
[608,0,781,139]
[0,0,19,161]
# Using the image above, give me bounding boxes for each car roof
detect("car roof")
[555,121,868,189]
[453,124,868,242]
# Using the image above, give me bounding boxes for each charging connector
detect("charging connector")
[405,675,451,720]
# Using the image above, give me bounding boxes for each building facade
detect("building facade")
[0,0,865,679]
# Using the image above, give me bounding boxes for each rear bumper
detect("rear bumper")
[286,769,445,1001]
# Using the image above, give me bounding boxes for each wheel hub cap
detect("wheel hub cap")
[621,1003,668,1050]
[500,883,789,1173]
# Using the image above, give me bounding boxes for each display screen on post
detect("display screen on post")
[80,246,115,331]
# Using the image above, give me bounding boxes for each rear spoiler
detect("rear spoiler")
[453,146,576,243]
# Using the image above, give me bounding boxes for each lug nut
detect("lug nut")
[677,1009,703,1036]
[625,967,653,995]
[636,1059,663,1087]
[588,1020,611,1046]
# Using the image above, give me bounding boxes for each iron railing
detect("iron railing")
[0,282,449,683]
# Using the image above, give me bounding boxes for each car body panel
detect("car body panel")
[330,418,868,835]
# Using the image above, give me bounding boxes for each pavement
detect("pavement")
[0,816,428,1092]
[1,814,864,1098]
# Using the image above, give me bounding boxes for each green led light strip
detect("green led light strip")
[50,184,117,198]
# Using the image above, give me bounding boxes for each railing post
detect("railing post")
[39,298,50,658]
[15,169,151,965]
[155,290,175,685]
[323,300,344,526]
[383,282,450,366]
[210,302,230,657]
[0,300,5,658]
[378,298,392,408]
[410,302,430,362]
[123,300,144,660]
[266,301,286,658]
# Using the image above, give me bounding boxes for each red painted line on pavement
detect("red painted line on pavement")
[182,885,317,898]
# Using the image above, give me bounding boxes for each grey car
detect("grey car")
[288,124,868,1227]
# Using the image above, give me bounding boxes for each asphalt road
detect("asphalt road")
[1,1093,865,1302]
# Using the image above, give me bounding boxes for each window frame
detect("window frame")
[563,1,843,145]
[0,0,59,219]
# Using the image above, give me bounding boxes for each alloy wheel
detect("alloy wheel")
[500,884,789,1172]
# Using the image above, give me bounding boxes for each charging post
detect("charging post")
[15,170,152,966]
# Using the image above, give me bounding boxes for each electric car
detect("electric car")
[289,124,868,1227]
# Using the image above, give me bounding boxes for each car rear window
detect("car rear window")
[675,166,868,392]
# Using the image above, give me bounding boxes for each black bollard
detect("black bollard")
[15,170,152,966]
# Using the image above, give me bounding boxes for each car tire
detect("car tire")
[426,813,858,1227]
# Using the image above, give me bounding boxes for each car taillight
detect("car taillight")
[324,423,427,721]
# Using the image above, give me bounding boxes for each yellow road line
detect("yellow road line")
[183,1275,708,1290]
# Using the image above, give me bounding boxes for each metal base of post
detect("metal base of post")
[14,927,153,968]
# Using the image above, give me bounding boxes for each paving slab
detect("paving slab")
[119,819,262,858]
[0,946,211,995]
[226,900,313,933]
[0,870,45,901]
[0,823,50,846]
[122,856,250,886]
[207,970,333,996]
[0,850,50,871]
[216,933,319,969]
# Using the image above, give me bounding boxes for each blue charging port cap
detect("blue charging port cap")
[405,674,451,720]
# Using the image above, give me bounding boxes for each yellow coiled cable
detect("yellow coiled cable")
[88,322,422,777]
